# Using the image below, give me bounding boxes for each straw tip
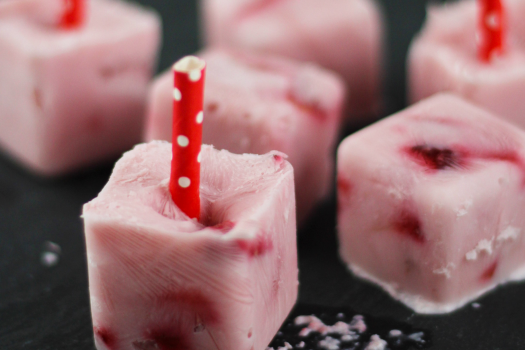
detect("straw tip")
[173,56,206,73]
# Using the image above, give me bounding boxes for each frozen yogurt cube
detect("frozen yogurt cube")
[408,0,525,129]
[146,49,345,222]
[338,94,525,313]
[83,141,298,350]
[0,0,161,175]
[200,0,383,118]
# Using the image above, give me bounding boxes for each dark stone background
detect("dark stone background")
[1,1,524,349]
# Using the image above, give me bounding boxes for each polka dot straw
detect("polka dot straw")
[169,56,206,220]
[478,0,506,62]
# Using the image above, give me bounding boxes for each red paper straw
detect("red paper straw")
[60,0,86,29]
[170,56,206,220]
[478,0,506,62]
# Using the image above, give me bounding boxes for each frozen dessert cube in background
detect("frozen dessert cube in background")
[0,0,161,175]
[408,0,525,129]
[83,142,298,350]
[146,49,345,222]
[337,94,525,314]
[200,0,383,119]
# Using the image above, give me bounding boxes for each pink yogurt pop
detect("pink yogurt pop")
[408,0,525,129]
[83,141,298,350]
[145,49,345,222]
[200,0,384,119]
[0,0,161,175]
[338,93,525,314]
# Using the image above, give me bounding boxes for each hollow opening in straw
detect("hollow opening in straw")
[174,56,206,73]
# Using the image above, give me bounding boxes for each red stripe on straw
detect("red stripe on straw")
[60,0,86,29]
[170,56,206,220]
[478,0,506,62]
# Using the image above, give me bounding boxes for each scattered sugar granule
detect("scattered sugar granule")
[433,262,456,279]
[472,303,481,309]
[408,332,425,344]
[41,241,61,267]
[276,338,293,350]
[332,321,352,334]
[296,341,305,348]
[455,199,473,217]
[349,315,367,333]
[389,329,403,337]
[497,226,521,243]
[319,336,341,350]
[41,252,59,267]
[295,315,363,337]
[364,335,387,350]
[298,327,313,337]
[341,333,359,342]
[466,239,494,261]
[295,315,316,325]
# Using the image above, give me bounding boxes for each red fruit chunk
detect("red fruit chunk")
[483,150,520,163]
[237,234,273,257]
[94,327,116,349]
[337,176,353,214]
[478,149,524,171]
[337,177,353,198]
[210,221,236,234]
[286,94,327,121]
[157,290,220,325]
[139,291,220,349]
[273,154,284,165]
[406,144,464,171]
[406,143,525,180]
[480,260,498,281]
[145,328,190,350]
[393,209,426,244]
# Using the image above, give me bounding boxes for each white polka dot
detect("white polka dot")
[178,177,191,188]
[196,111,203,124]
[485,12,500,29]
[197,151,202,163]
[173,88,181,101]
[177,135,189,147]
[189,70,202,82]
